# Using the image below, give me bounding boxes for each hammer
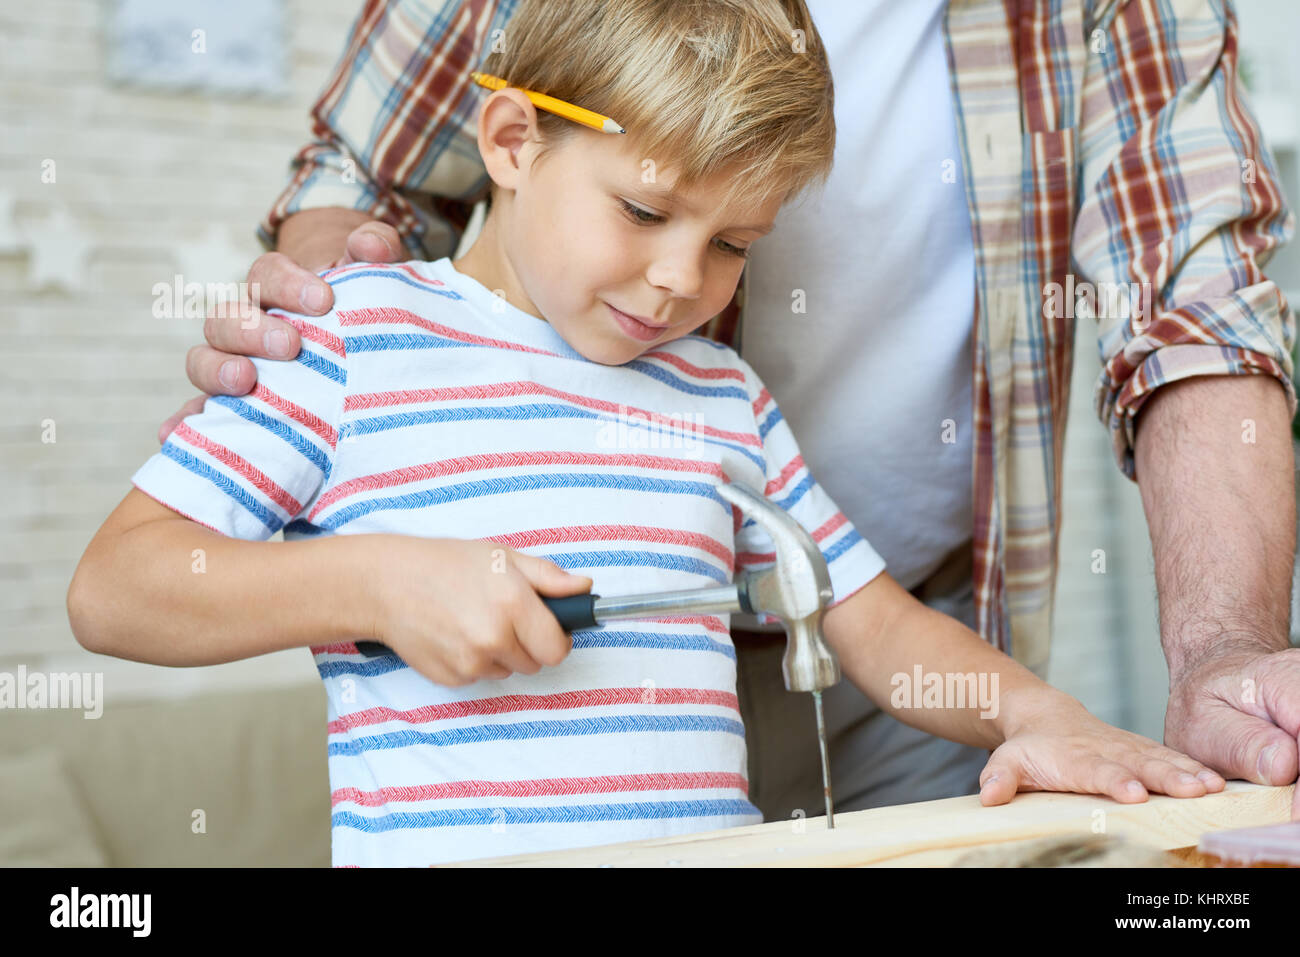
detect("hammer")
[353,480,843,826]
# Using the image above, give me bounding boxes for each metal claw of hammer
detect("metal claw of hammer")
[354,479,843,827]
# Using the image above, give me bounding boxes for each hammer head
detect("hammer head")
[717,481,840,693]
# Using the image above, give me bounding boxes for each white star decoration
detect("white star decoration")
[24,206,94,294]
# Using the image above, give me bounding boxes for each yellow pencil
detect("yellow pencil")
[470,71,626,135]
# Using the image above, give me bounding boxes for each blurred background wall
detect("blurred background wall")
[2,0,360,702]
[1,1,1297,735]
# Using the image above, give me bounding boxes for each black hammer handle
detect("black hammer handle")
[353,593,601,657]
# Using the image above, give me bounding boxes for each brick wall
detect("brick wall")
[1,0,363,699]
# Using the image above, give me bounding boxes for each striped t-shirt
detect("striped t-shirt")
[131,257,887,866]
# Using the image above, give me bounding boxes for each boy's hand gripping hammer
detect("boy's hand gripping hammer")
[354,480,843,827]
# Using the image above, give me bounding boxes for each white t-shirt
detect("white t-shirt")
[130,258,886,866]
[742,0,977,593]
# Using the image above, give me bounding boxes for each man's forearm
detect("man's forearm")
[1133,374,1296,677]
[277,207,379,271]
[69,521,377,665]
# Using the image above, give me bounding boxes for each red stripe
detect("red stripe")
[251,382,338,448]
[765,455,805,495]
[338,306,558,356]
[391,261,447,288]
[487,524,733,569]
[344,380,762,447]
[332,771,749,807]
[310,450,725,517]
[174,421,303,516]
[738,511,849,566]
[752,387,774,418]
[326,687,739,733]
[639,349,745,382]
[270,314,346,358]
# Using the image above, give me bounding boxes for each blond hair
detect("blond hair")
[480,0,835,210]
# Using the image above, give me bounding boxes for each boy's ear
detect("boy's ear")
[477,88,540,192]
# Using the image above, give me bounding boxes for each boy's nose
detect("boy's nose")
[645,249,705,302]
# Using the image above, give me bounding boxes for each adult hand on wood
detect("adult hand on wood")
[1163,645,1300,820]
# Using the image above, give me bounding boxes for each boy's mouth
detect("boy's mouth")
[606,303,668,342]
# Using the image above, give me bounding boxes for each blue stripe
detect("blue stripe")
[332,268,466,300]
[210,394,331,477]
[823,528,864,565]
[547,549,729,582]
[621,359,749,400]
[324,474,731,528]
[333,799,760,831]
[347,333,466,353]
[757,404,783,440]
[160,443,282,533]
[344,402,766,471]
[770,472,813,512]
[328,714,745,757]
[317,655,409,679]
[295,348,346,386]
[572,629,736,660]
[344,333,751,403]
[314,627,736,680]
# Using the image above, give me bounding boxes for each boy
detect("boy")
[68,0,1224,867]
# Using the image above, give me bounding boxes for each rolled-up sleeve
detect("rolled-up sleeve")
[1073,0,1297,481]
[258,0,516,259]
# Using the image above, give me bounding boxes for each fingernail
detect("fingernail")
[300,284,329,312]
[1126,780,1145,796]
[265,328,291,358]
[218,359,240,390]
[1258,744,1279,781]
[1197,770,1220,785]
[1178,773,1199,786]
[982,775,999,788]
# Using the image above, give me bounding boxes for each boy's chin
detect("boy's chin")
[572,340,646,366]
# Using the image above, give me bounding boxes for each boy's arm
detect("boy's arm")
[822,571,1062,751]
[67,488,377,664]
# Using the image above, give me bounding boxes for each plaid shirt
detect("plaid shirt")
[259,0,1297,670]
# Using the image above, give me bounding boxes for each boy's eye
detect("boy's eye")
[619,198,749,259]
[619,199,663,224]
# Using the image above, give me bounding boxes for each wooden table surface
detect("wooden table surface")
[450,782,1295,867]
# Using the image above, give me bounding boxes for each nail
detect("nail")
[300,283,328,312]
[218,359,240,390]
[1126,780,1145,796]
[1177,773,1199,786]
[1197,770,1220,785]
[265,328,291,358]
[1258,744,1279,782]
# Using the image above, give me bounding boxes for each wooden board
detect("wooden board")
[450,782,1293,867]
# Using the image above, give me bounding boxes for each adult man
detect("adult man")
[167,0,1300,820]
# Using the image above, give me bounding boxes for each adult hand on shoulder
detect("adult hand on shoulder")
[157,218,405,444]
[1164,645,1300,820]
